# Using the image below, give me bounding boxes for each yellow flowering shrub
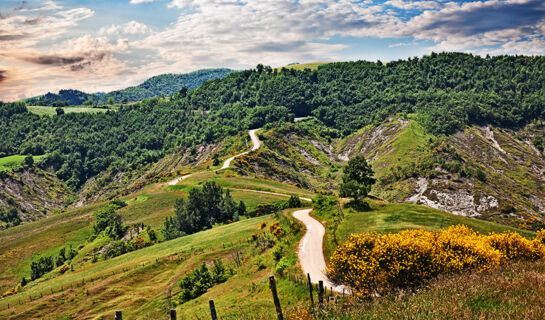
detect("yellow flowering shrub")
[328,225,545,297]
[487,232,544,260]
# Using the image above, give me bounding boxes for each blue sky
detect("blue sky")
[0,0,544,100]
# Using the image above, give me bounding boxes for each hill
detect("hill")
[0,177,533,318]
[98,68,234,104]
[1,53,545,231]
[24,68,234,106]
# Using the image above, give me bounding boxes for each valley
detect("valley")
[1,53,545,319]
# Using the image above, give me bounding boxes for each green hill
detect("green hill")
[23,68,234,106]
[98,68,234,103]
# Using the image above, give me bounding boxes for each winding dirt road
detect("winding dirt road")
[217,129,261,170]
[167,129,261,185]
[293,208,350,293]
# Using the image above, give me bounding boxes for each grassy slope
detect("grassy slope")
[0,215,268,318]
[0,172,309,293]
[27,106,109,116]
[318,260,545,320]
[317,199,535,261]
[277,62,331,71]
[0,155,43,171]
[0,208,311,319]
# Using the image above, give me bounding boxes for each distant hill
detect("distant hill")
[26,89,92,107]
[25,68,234,106]
[98,68,234,104]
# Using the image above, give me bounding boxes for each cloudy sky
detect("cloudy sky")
[0,0,544,101]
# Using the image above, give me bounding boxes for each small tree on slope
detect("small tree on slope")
[339,154,375,204]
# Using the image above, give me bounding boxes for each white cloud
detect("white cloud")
[130,0,156,4]
[99,21,151,36]
[385,0,441,10]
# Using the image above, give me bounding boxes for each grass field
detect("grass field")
[27,106,110,116]
[277,62,331,71]
[0,210,312,319]
[0,155,43,171]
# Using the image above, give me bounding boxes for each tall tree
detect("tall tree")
[339,155,375,202]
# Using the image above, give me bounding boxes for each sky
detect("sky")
[0,0,544,101]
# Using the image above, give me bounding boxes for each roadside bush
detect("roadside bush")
[275,257,291,276]
[328,225,545,297]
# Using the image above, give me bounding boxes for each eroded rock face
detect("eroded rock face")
[0,169,73,222]
[405,178,498,217]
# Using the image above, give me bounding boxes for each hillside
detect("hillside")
[0,179,533,318]
[24,68,234,106]
[2,53,545,231]
[1,51,545,318]
[98,68,234,104]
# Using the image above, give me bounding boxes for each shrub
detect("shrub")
[275,257,291,275]
[328,225,545,297]
[487,232,544,261]
[272,245,284,261]
[179,260,229,302]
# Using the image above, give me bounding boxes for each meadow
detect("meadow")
[27,106,110,116]
[0,155,43,171]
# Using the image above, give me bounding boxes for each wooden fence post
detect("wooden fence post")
[269,276,284,320]
[170,309,177,320]
[318,280,324,307]
[115,311,122,320]
[307,273,314,311]
[209,299,218,320]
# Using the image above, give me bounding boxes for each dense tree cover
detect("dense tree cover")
[163,181,240,239]
[0,208,20,226]
[29,245,77,281]
[91,202,125,239]
[26,89,92,106]
[1,53,545,189]
[24,69,233,106]
[99,68,234,104]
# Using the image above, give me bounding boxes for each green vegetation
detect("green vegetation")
[163,181,242,239]
[3,53,544,191]
[27,105,109,116]
[339,154,375,205]
[178,259,229,302]
[99,68,234,103]
[24,69,234,106]
[0,155,43,171]
[313,197,535,260]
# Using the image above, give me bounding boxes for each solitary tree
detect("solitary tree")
[339,155,375,203]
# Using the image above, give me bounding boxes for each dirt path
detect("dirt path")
[292,209,350,293]
[218,129,261,170]
[167,129,261,185]
[231,189,312,202]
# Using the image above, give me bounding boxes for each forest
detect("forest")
[1,53,545,190]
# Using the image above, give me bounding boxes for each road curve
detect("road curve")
[218,129,261,170]
[293,209,350,293]
[167,129,261,185]
[167,173,193,186]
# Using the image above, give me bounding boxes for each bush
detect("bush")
[275,257,291,275]
[328,225,545,297]
[92,205,124,239]
[179,260,229,302]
